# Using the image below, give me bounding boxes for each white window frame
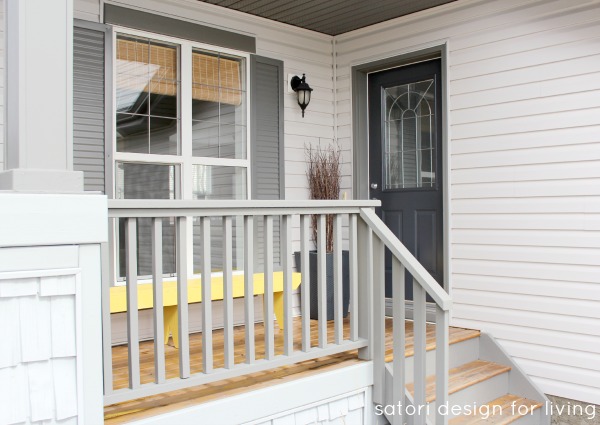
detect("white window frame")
[111,26,252,201]
[109,26,252,283]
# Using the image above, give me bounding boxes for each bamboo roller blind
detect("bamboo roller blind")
[117,39,242,106]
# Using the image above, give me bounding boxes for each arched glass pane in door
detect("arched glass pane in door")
[384,79,435,189]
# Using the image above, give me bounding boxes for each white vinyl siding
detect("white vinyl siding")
[335,0,600,404]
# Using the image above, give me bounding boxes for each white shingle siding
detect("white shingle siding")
[0,274,80,424]
[334,0,600,405]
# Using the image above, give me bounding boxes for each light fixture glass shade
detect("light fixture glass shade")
[297,89,311,106]
[291,74,313,117]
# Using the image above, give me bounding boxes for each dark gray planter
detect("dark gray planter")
[294,251,350,320]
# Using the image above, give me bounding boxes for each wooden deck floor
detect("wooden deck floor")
[106,316,479,424]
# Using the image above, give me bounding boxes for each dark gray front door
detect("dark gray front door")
[368,59,444,300]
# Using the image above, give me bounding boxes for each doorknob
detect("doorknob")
[370,183,378,190]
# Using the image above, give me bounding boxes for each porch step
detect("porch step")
[399,325,481,383]
[449,394,544,425]
[386,331,550,424]
[406,360,511,403]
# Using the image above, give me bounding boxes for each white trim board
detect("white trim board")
[0,193,108,247]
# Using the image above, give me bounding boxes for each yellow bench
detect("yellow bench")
[110,272,302,348]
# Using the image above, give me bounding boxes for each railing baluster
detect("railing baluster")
[177,216,190,378]
[413,282,427,425]
[372,235,385,405]
[264,215,275,360]
[282,214,293,355]
[349,214,358,342]
[152,218,165,384]
[244,215,255,364]
[436,306,449,425]
[101,236,113,394]
[392,258,406,425]
[201,217,213,374]
[333,214,343,344]
[317,214,327,348]
[357,216,373,361]
[223,216,234,369]
[125,217,140,389]
[300,214,311,352]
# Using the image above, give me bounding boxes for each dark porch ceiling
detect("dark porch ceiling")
[197,0,457,36]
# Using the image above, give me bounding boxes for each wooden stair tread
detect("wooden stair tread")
[449,394,543,424]
[406,360,511,403]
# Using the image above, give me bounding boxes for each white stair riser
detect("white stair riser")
[403,337,480,383]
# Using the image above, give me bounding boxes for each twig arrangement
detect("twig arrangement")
[306,143,342,252]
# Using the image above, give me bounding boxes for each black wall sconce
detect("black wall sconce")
[291,74,313,118]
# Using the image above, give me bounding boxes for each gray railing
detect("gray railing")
[101,200,451,424]
[360,208,451,425]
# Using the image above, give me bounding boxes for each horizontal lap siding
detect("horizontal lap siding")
[335,0,600,404]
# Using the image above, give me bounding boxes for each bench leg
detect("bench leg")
[164,305,179,348]
[273,292,285,330]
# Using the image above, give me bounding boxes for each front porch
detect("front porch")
[105,317,480,423]
[98,200,550,424]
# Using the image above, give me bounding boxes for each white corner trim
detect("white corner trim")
[75,271,85,422]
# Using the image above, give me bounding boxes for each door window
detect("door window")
[383,79,435,190]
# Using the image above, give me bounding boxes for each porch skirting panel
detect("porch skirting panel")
[116,362,373,425]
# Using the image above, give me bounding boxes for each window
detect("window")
[114,30,249,182]
[384,79,435,190]
[113,28,250,279]
[116,36,180,155]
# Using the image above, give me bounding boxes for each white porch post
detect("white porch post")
[0,0,82,191]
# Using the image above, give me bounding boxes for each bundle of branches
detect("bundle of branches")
[306,143,342,253]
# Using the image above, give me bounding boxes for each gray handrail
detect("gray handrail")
[360,207,450,424]
[359,207,451,311]
[108,199,381,217]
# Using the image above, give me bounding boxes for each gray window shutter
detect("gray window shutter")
[251,55,284,201]
[73,25,106,193]
[251,56,285,269]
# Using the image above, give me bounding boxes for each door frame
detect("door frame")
[351,42,451,317]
